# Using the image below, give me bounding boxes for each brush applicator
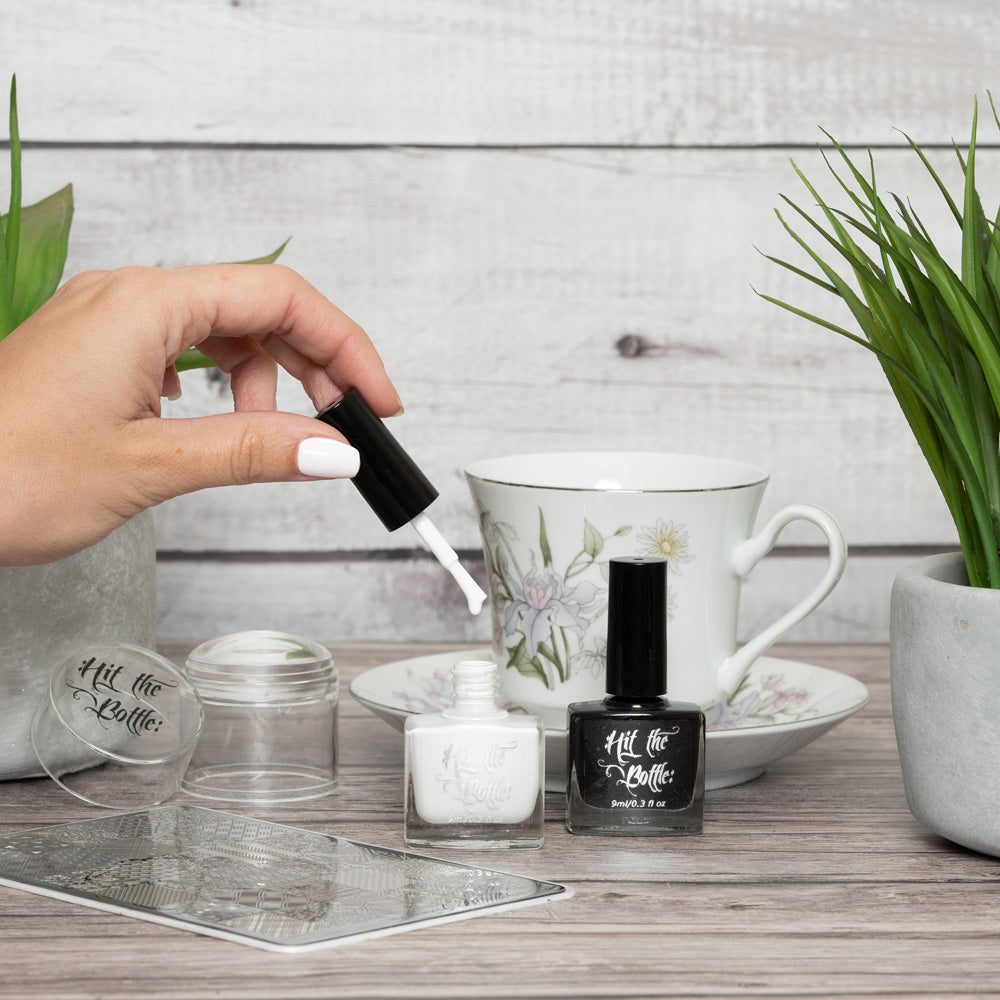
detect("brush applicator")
[315,388,486,615]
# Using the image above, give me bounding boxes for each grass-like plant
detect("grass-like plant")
[759,99,1000,589]
[0,75,285,371]
[0,76,72,340]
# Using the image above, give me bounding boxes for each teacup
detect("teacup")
[465,452,846,729]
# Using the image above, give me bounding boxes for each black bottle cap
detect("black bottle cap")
[315,388,439,531]
[605,556,667,699]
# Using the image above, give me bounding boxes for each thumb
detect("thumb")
[129,411,361,503]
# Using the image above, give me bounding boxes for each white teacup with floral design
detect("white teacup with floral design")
[465,452,846,729]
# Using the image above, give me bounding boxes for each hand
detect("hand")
[0,263,402,565]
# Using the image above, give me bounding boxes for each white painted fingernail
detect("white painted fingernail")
[297,438,361,479]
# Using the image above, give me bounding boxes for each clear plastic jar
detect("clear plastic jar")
[181,631,337,803]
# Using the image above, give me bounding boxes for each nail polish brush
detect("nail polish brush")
[315,388,487,616]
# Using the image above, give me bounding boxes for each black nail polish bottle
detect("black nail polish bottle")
[566,556,705,836]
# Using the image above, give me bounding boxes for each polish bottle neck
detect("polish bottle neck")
[442,659,509,720]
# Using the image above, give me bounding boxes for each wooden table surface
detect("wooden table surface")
[2,641,998,1000]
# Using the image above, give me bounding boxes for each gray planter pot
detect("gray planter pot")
[891,552,1000,855]
[0,511,157,779]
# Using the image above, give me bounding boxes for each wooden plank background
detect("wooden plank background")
[2,0,997,644]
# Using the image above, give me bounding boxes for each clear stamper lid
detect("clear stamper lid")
[31,642,204,809]
[185,630,336,703]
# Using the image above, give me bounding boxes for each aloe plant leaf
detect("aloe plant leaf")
[0,209,11,337]
[233,237,290,265]
[6,74,21,302]
[1,184,73,329]
[0,76,17,336]
[172,348,218,372]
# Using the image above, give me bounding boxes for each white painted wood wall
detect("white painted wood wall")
[3,1,996,644]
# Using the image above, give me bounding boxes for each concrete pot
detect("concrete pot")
[890,552,1000,856]
[0,511,157,779]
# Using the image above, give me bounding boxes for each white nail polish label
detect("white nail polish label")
[404,660,545,849]
[297,438,361,479]
[408,725,541,824]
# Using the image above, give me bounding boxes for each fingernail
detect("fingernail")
[297,438,361,479]
[167,389,183,402]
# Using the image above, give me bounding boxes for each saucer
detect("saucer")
[350,649,870,791]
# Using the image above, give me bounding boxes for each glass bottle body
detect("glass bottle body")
[405,711,545,849]
[566,696,705,836]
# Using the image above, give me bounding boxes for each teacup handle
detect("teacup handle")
[716,504,846,697]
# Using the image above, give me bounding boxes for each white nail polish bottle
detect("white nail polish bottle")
[404,660,545,849]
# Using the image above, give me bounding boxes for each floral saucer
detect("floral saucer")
[349,648,870,791]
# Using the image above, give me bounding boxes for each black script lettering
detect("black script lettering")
[131,672,176,699]
[87,698,164,736]
[76,658,125,695]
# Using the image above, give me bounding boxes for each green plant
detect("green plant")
[0,74,285,371]
[760,99,1000,589]
[0,76,71,340]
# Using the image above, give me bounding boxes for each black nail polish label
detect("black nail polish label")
[570,714,701,810]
